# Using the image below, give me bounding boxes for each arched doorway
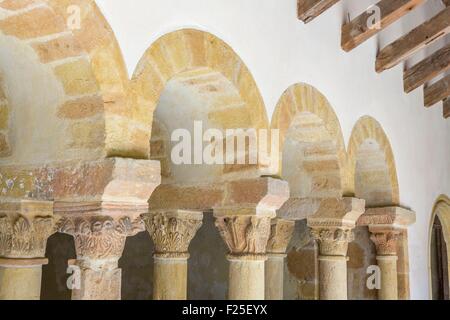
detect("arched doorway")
[430,195,450,300]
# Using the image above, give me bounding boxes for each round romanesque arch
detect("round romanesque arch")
[271,83,347,199]
[347,116,399,207]
[0,0,137,165]
[133,29,270,188]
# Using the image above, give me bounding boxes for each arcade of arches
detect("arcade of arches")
[0,0,447,300]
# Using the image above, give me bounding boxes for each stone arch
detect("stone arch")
[347,116,399,207]
[0,0,134,164]
[429,195,450,299]
[271,83,347,199]
[132,29,269,186]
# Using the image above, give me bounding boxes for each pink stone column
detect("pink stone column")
[58,214,144,300]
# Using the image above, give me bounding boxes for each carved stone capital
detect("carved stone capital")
[267,218,295,254]
[0,214,55,258]
[58,215,144,262]
[215,215,271,260]
[369,227,400,256]
[142,210,203,259]
[310,227,354,256]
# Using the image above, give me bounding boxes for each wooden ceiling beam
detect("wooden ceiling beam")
[424,74,450,107]
[376,6,450,73]
[298,0,340,23]
[404,43,450,93]
[444,98,450,118]
[342,0,425,52]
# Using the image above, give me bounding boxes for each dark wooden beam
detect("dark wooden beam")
[376,6,450,73]
[404,43,450,93]
[424,74,450,107]
[444,98,450,118]
[298,0,340,23]
[342,0,424,52]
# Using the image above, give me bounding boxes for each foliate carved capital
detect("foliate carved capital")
[142,211,203,259]
[369,229,400,256]
[267,219,295,254]
[310,227,354,256]
[58,215,144,261]
[215,215,271,260]
[0,214,55,258]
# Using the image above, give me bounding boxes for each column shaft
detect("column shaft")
[376,256,398,300]
[0,202,55,301]
[70,259,122,300]
[318,255,348,300]
[58,214,144,300]
[369,227,401,300]
[0,266,42,300]
[153,257,188,300]
[265,254,285,300]
[229,258,265,300]
[142,210,203,300]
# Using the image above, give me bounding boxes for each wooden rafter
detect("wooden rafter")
[342,0,424,52]
[376,6,450,73]
[297,0,340,23]
[424,74,450,107]
[404,43,450,93]
[444,98,450,118]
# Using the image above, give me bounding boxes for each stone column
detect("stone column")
[265,218,295,300]
[214,177,290,300]
[307,197,365,300]
[369,227,400,300]
[58,214,144,300]
[215,215,272,300]
[0,201,55,300]
[358,206,416,300]
[142,210,203,300]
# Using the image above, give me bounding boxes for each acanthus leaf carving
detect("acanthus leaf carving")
[310,227,354,256]
[142,212,203,258]
[0,214,55,258]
